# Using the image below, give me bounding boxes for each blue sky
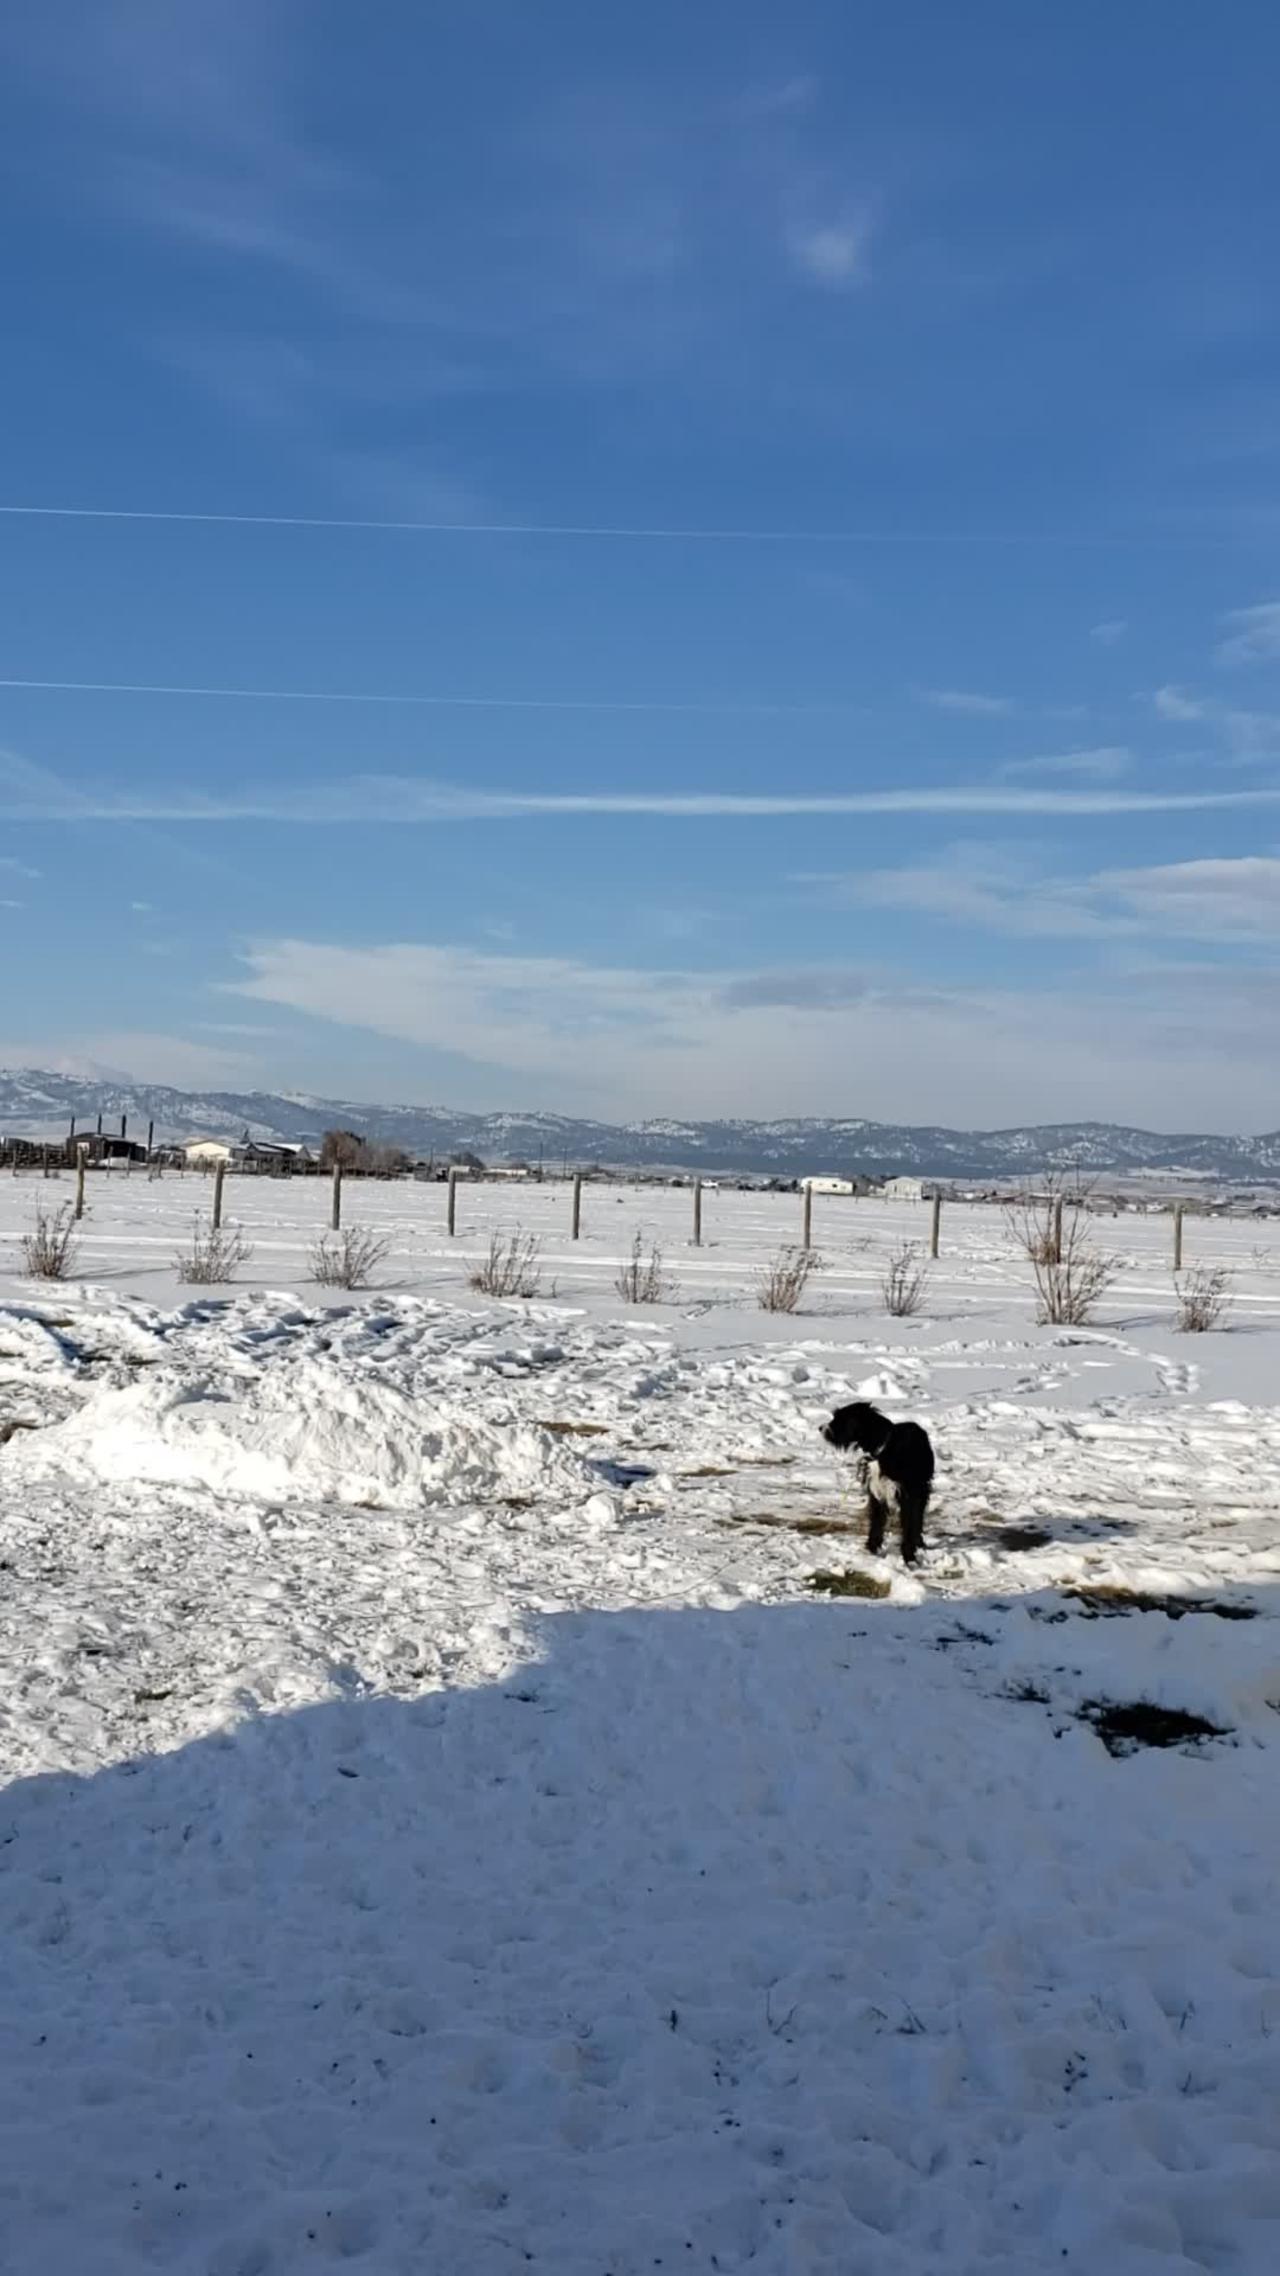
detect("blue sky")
[2,0,1280,1128]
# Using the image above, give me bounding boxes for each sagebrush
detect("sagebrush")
[20,1203,79,1281]
[310,1226,390,1290]
[757,1245,821,1314]
[882,1240,928,1318]
[175,1218,254,1285]
[470,1230,545,1299]
[1004,1181,1121,1326]
[615,1235,671,1304]
[1174,1264,1232,1333]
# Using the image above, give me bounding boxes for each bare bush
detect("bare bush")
[758,1245,821,1314]
[1005,1180,1122,1326]
[615,1235,672,1304]
[175,1217,254,1285]
[20,1203,79,1280]
[469,1230,544,1299]
[1174,1264,1232,1333]
[310,1226,390,1290]
[882,1240,928,1318]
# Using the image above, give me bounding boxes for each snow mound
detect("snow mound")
[4,1359,592,1510]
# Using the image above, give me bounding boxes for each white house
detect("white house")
[801,1175,855,1197]
[881,1175,926,1202]
[184,1138,233,1167]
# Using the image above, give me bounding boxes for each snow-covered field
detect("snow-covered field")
[1,1175,1278,2272]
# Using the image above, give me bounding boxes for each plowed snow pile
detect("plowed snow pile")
[5,1358,591,1509]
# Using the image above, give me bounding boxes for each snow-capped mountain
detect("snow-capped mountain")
[3,1067,1279,1180]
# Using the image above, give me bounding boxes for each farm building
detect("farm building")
[184,1139,233,1168]
[800,1175,856,1197]
[233,1140,313,1173]
[881,1176,927,1202]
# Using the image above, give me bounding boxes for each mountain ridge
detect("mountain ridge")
[2,1067,1278,1180]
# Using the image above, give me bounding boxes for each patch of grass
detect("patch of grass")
[806,1567,892,1600]
[1067,1584,1257,1622]
[1002,1679,1051,1705]
[537,1418,609,1437]
[1079,1699,1229,1757]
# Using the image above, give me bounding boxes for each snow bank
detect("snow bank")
[3,1358,593,1510]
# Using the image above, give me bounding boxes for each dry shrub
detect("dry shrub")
[470,1230,544,1299]
[758,1245,821,1314]
[882,1240,928,1318]
[1005,1180,1121,1326]
[175,1217,254,1285]
[20,1202,78,1280]
[615,1235,672,1304]
[310,1226,390,1290]
[1174,1264,1232,1333]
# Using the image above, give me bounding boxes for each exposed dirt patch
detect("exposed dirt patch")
[717,1511,859,1536]
[1067,1585,1258,1622]
[806,1567,892,1601]
[536,1419,610,1438]
[1079,1699,1230,1757]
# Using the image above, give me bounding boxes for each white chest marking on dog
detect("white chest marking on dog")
[867,1459,900,1512]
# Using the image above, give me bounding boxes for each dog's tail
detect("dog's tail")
[899,1479,931,1565]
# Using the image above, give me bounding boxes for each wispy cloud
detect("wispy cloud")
[786,215,874,288]
[6,759,1279,825]
[1148,686,1280,759]
[0,853,41,880]
[225,932,1280,1127]
[921,689,1017,718]
[1152,684,1206,722]
[805,849,1280,944]
[1216,599,1280,666]
[1089,619,1128,645]
[1001,746,1130,780]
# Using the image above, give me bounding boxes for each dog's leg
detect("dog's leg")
[864,1492,887,1558]
[899,1487,927,1567]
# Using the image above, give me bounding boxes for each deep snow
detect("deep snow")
[1,1177,1277,2271]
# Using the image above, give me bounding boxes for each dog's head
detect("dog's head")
[821,1400,887,1455]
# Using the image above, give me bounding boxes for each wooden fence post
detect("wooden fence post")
[331,1162,343,1232]
[447,1167,458,1236]
[75,1145,87,1221]
[571,1172,583,1241]
[1173,1202,1184,1273]
[930,1190,941,1260]
[692,1178,703,1247]
[802,1183,813,1249]
[213,1160,226,1231]
[1052,1194,1064,1266]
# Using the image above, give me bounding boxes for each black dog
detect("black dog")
[821,1400,934,1565]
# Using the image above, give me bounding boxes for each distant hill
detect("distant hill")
[3,1066,1279,1182]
